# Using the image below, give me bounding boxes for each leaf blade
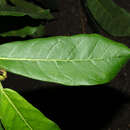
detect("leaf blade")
[0,34,129,86]
[84,0,130,36]
[0,25,45,38]
[0,0,53,19]
[0,86,60,130]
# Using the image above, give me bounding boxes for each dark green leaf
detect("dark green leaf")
[0,0,53,19]
[0,83,60,130]
[0,25,45,38]
[84,0,130,36]
[0,34,129,86]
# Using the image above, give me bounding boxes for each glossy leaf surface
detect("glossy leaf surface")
[0,25,45,38]
[0,34,129,86]
[0,83,60,130]
[0,0,53,19]
[84,0,130,36]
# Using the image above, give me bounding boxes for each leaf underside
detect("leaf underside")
[0,34,129,86]
[0,0,53,19]
[85,0,130,36]
[0,87,60,130]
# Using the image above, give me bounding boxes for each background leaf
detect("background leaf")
[84,0,130,36]
[0,0,53,19]
[0,25,45,38]
[0,34,129,86]
[0,83,60,130]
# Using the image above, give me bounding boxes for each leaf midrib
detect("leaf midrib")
[1,89,32,130]
[0,56,128,62]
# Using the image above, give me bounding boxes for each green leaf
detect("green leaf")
[0,34,129,86]
[0,83,60,130]
[0,25,45,38]
[84,0,130,36]
[0,0,53,19]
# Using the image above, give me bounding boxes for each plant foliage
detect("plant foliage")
[84,0,130,36]
[0,0,130,129]
[0,25,45,38]
[0,0,53,19]
[0,83,60,130]
[0,34,129,86]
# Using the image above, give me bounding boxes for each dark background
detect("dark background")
[0,0,130,130]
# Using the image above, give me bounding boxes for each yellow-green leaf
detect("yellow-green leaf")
[0,83,60,130]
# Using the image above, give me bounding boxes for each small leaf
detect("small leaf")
[0,69,7,81]
[84,0,130,36]
[0,84,60,130]
[0,0,53,19]
[0,25,45,38]
[0,34,129,86]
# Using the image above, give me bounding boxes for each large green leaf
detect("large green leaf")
[84,0,130,36]
[0,34,129,86]
[0,0,53,19]
[0,25,45,38]
[0,83,60,130]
